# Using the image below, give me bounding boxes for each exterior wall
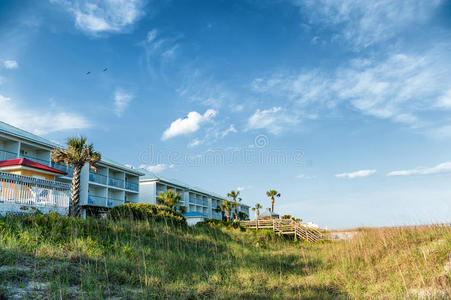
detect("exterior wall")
[0,203,67,216]
[2,169,56,181]
[0,127,142,215]
[186,216,205,226]
[139,179,250,221]
[139,182,157,204]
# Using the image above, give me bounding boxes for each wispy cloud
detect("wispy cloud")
[247,107,300,134]
[221,124,237,138]
[114,89,134,117]
[139,163,174,173]
[162,109,217,140]
[296,174,315,179]
[3,60,18,69]
[51,0,145,35]
[0,94,90,135]
[292,0,442,49]
[252,46,451,130]
[336,170,376,179]
[387,162,451,176]
[187,139,201,148]
[177,68,240,109]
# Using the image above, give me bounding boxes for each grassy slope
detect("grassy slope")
[0,214,450,299]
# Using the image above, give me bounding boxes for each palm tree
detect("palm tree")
[252,203,262,229]
[51,137,101,218]
[227,190,240,221]
[266,189,280,212]
[178,206,187,214]
[157,190,182,210]
[221,200,231,222]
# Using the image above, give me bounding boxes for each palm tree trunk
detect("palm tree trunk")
[70,165,82,218]
[234,199,238,221]
[271,197,274,212]
[226,210,230,222]
[256,211,259,230]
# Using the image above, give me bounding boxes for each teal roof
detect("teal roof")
[140,170,250,207]
[0,121,60,148]
[0,121,143,176]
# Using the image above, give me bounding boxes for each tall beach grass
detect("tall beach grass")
[0,213,449,299]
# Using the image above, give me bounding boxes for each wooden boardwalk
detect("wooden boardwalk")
[241,219,326,243]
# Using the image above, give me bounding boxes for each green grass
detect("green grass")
[0,213,449,299]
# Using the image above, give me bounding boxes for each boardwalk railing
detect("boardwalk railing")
[241,219,326,243]
[0,171,70,215]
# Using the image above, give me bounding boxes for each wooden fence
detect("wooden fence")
[241,219,326,243]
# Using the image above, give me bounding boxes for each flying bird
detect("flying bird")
[103,67,108,72]
[86,71,91,75]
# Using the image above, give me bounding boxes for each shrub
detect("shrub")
[108,203,187,226]
[196,219,245,230]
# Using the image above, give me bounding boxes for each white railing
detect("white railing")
[0,171,70,209]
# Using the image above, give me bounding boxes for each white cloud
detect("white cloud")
[387,162,451,176]
[252,47,451,129]
[147,29,157,42]
[0,94,90,135]
[247,107,299,134]
[221,124,237,138]
[293,0,442,49]
[296,174,315,179]
[52,0,145,35]
[114,89,133,117]
[161,45,179,59]
[237,186,252,192]
[3,60,18,69]
[436,89,451,109]
[162,109,217,140]
[177,69,240,109]
[336,170,376,179]
[139,163,174,173]
[188,139,201,148]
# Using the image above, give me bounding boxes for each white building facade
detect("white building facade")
[139,173,250,220]
[0,121,250,220]
[0,121,143,217]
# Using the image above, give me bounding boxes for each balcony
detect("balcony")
[107,198,125,208]
[51,162,74,177]
[0,149,17,161]
[87,195,107,207]
[19,154,49,165]
[86,195,125,208]
[0,171,70,210]
[89,172,107,185]
[19,154,50,166]
[109,177,124,189]
[125,181,139,191]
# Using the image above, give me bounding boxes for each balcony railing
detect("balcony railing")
[87,195,107,207]
[109,177,124,188]
[0,171,70,210]
[0,149,17,161]
[125,181,139,191]
[107,198,124,208]
[86,195,125,208]
[51,162,74,177]
[19,154,50,166]
[89,172,107,185]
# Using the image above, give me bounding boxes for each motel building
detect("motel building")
[0,158,71,215]
[0,121,250,221]
[139,172,250,221]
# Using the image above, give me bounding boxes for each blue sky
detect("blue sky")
[1,0,451,228]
